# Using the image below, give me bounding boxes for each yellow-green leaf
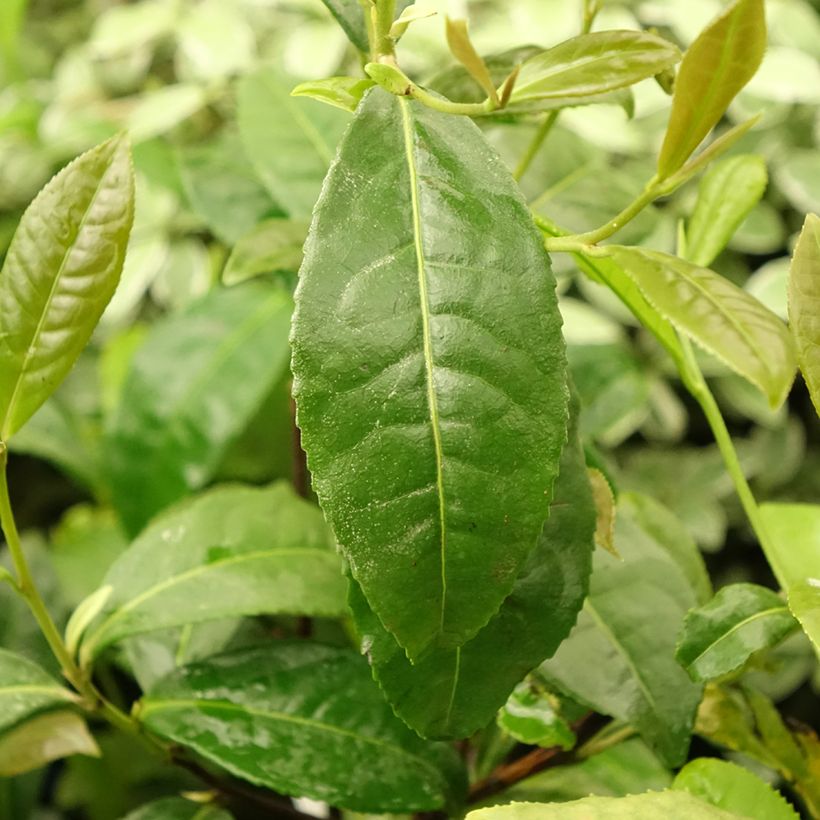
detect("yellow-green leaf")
[445,17,498,104]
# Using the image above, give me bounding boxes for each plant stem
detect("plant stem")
[409,83,497,116]
[514,110,559,181]
[582,0,601,33]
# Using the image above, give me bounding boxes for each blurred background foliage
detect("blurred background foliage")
[0,0,818,817]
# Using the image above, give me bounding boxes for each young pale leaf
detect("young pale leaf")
[291,77,376,113]
[759,503,820,652]
[80,483,345,663]
[657,0,766,179]
[347,399,594,739]
[676,583,797,682]
[497,682,576,750]
[106,282,292,534]
[673,758,799,820]
[0,649,75,734]
[123,798,233,820]
[238,69,348,219]
[292,88,568,659]
[138,643,467,812]
[510,31,680,104]
[0,134,134,440]
[222,219,309,287]
[0,711,99,777]
[445,17,498,104]
[65,584,113,658]
[686,155,768,267]
[788,213,820,417]
[588,467,617,557]
[601,246,797,409]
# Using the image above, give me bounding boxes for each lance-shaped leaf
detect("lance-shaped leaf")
[292,88,568,659]
[138,643,467,812]
[788,213,820,417]
[0,134,134,440]
[601,247,797,409]
[445,17,498,104]
[657,0,766,179]
[347,398,593,738]
[124,798,233,820]
[292,77,376,113]
[79,483,346,663]
[676,583,797,682]
[510,31,680,105]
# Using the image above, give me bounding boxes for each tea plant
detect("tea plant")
[0,0,818,818]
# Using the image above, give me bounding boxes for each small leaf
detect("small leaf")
[588,467,617,557]
[497,682,576,750]
[65,584,113,659]
[292,77,376,113]
[510,31,680,104]
[686,155,768,267]
[222,218,309,287]
[445,18,498,104]
[657,0,766,179]
[676,583,797,682]
[0,711,99,777]
[364,61,414,95]
[138,643,467,812]
[123,798,234,820]
[0,134,134,440]
[601,246,797,409]
[390,4,436,40]
[673,758,799,820]
[788,213,820,417]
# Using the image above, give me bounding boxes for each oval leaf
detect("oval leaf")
[0,134,134,439]
[138,643,467,813]
[292,88,568,659]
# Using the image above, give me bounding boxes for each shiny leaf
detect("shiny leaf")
[497,682,576,750]
[0,134,134,439]
[222,218,308,287]
[138,643,467,812]
[676,583,797,682]
[657,0,766,179]
[291,76,376,112]
[123,798,233,820]
[292,88,568,659]
[80,483,345,663]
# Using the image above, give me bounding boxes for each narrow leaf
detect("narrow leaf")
[0,134,134,439]
[657,0,766,179]
[138,643,467,812]
[445,18,498,104]
[292,77,376,113]
[292,88,568,659]
[65,584,113,658]
[588,467,617,557]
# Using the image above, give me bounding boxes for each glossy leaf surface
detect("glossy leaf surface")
[139,643,467,812]
[602,246,797,409]
[788,213,820,416]
[106,282,292,534]
[657,0,766,178]
[676,583,796,682]
[123,798,233,820]
[293,88,567,659]
[347,395,593,738]
[80,483,345,661]
[0,134,134,439]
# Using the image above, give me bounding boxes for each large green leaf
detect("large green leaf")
[676,583,797,682]
[138,643,467,812]
[347,398,593,738]
[105,282,292,534]
[673,758,799,820]
[123,798,233,820]
[79,483,345,662]
[293,88,568,659]
[0,134,134,439]
[657,0,766,178]
[237,69,349,220]
[686,155,768,267]
[0,649,75,735]
[759,503,820,652]
[510,31,680,105]
[601,247,797,408]
[539,496,702,767]
[788,213,820,417]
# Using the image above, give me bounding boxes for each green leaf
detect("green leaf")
[588,467,617,556]
[759,503,820,652]
[467,791,739,819]
[222,218,309,287]
[291,76,376,113]
[497,682,576,750]
[445,17,499,104]
[138,643,467,812]
[0,711,99,777]
[0,134,134,440]
[123,798,233,820]
[79,483,346,663]
[686,155,768,267]
[319,0,369,52]
[539,498,702,767]
[105,282,292,534]
[600,247,797,409]
[673,758,799,820]
[676,583,797,682]
[293,88,568,659]
[0,649,75,735]
[510,31,680,105]
[347,397,593,738]
[65,584,113,659]
[788,213,820,418]
[657,0,766,179]
[238,68,348,219]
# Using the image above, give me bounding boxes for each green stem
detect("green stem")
[372,0,397,60]
[582,0,601,33]
[576,723,636,759]
[514,110,559,181]
[409,83,497,116]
